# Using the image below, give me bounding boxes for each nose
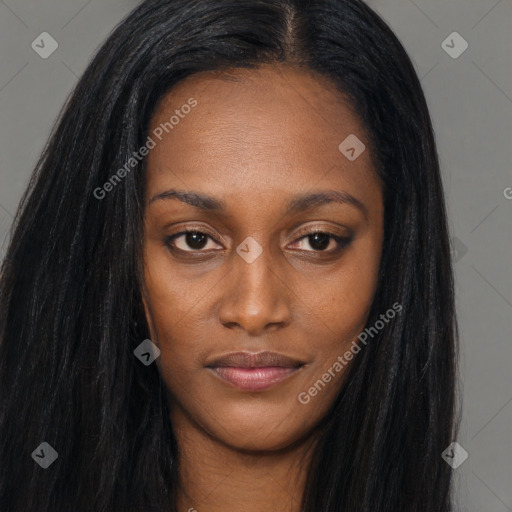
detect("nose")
[218,243,292,336]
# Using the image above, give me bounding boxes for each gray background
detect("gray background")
[0,0,511,510]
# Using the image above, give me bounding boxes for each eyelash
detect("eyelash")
[165,229,352,255]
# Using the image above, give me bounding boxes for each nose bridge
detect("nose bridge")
[218,238,290,333]
[235,242,274,295]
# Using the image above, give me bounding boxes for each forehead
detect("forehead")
[145,64,379,204]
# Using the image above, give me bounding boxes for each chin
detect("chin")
[219,426,308,453]
[202,403,315,452]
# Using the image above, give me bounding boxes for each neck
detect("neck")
[173,413,319,512]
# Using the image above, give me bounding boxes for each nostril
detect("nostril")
[223,321,242,329]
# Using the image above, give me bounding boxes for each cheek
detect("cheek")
[307,249,381,335]
[142,244,205,337]
[300,241,382,384]
[142,245,216,389]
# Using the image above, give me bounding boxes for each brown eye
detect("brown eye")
[290,231,351,253]
[307,232,331,251]
[166,231,222,252]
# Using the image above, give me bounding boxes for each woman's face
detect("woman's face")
[142,64,384,451]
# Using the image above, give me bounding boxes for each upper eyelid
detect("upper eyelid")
[168,222,348,238]
[170,228,341,241]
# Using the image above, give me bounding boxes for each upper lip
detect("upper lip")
[206,351,304,368]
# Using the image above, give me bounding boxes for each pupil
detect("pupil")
[309,233,330,251]
[186,232,208,249]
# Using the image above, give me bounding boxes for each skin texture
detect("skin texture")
[141,63,384,512]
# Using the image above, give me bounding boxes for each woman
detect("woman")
[0,0,459,510]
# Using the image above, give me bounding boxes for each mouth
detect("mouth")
[205,351,305,392]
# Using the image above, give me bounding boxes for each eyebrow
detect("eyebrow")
[149,188,368,218]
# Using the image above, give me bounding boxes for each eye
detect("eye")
[165,228,351,255]
[289,231,351,253]
[166,230,222,252]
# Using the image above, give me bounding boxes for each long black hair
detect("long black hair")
[0,1,459,510]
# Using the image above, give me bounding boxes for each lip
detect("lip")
[206,351,305,391]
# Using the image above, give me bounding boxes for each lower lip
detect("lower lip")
[208,366,299,391]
